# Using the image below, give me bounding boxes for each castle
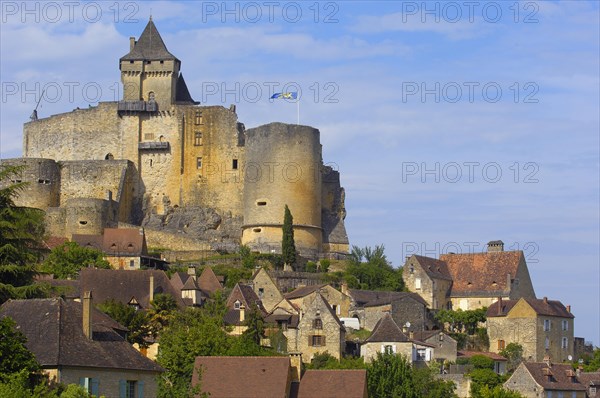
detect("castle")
[2,19,349,259]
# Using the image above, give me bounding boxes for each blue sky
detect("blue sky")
[1,1,599,344]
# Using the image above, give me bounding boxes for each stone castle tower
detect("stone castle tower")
[3,19,349,259]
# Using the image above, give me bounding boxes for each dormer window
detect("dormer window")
[234,300,241,310]
[313,318,323,329]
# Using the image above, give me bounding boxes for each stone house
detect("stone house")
[504,361,587,398]
[252,267,284,312]
[347,288,432,332]
[403,255,453,310]
[285,293,346,362]
[440,240,536,310]
[413,330,458,363]
[577,372,600,398]
[0,295,163,398]
[361,312,434,365]
[224,283,267,335]
[191,356,368,398]
[487,297,575,362]
[285,284,351,318]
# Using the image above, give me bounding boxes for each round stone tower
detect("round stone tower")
[0,158,60,210]
[241,123,323,258]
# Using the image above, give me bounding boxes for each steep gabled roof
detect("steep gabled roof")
[412,330,456,344]
[72,228,147,257]
[412,255,453,281]
[0,298,162,373]
[182,276,199,290]
[578,372,600,387]
[521,362,586,391]
[440,251,523,295]
[285,284,327,300]
[197,267,222,295]
[487,298,574,319]
[174,73,197,104]
[365,312,409,343]
[120,19,178,61]
[348,289,428,308]
[295,369,367,398]
[79,268,186,309]
[192,356,290,398]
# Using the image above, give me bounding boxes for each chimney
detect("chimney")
[149,275,154,303]
[543,355,552,368]
[239,304,245,323]
[409,331,414,340]
[340,282,349,296]
[543,297,548,304]
[487,240,504,252]
[289,352,303,382]
[83,290,93,340]
[566,305,571,313]
[188,266,196,280]
[576,365,583,376]
[497,297,503,315]
[129,37,136,51]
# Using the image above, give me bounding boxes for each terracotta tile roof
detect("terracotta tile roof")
[349,289,427,307]
[0,298,162,373]
[365,312,410,343]
[192,356,290,398]
[440,251,523,295]
[120,19,178,61]
[71,234,104,251]
[412,255,453,281]
[170,272,190,291]
[487,298,574,319]
[226,283,264,311]
[42,236,69,250]
[285,284,327,300]
[79,268,186,309]
[458,350,507,361]
[522,362,586,391]
[72,228,148,256]
[577,371,600,387]
[295,370,367,398]
[197,267,223,295]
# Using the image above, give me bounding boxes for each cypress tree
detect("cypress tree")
[281,205,296,266]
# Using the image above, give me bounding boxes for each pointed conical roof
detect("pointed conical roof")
[182,277,199,291]
[121,19,178,61]
[365,313,410,343]
[197,267,222,295]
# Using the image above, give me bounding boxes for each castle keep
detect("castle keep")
[4,19,349,259]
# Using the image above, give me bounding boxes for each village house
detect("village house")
[504,360,587,398]
[361,312,434,365]
[577,371,600,398]
[403,254,453,310]
[0,294,163,397]
[285,283,351,318]
[191,356,368,398]
[487,297,575,362]
[224,283,267,335]
[413,330,458,363]
[252,267,284,312]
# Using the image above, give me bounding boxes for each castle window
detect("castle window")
[257,201,267,206]
[197,157,202,169]
[79,221,88,225]
[130,60,134,64]
[194,132,203,146]
[310,335,325,347]
[562,337,568,349]
[144,133,154,141]
[313,319,323,329]
[194,111,202,125]
[146,60,151,64]
[105,153,114,160]
[253,228,262,233]
[232,159,238,170]
[562,320,568,331]
[160,60,164,64]
[148,91,155,102]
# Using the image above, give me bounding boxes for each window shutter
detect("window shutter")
[137,380,144,398]
[322,335,326,346]
[426,349,431,361]
[79,378,85,387]
[392,345,397,354]
[91,379,99,397]
[119,380,127,398]
[381,345,386,353]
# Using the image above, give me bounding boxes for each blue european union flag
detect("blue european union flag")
[271,92,298,100]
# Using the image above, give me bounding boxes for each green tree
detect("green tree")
[41,241,110,279]
[367,353,417,398]
[435,308,487,335]
[0,317,40,381]
[499,343,524,372]
[241,303,265,345]
[478,385,525,398]
[281,205,296,266]
[148,293,179,335]
[581,347,600,372]
[0,165,48,303]
[239,245,256,269]
[96,299,151,347]
[344,245,405,291]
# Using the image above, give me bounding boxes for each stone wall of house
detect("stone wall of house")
[426,334,458,362]
[361,342,414,363]
[503,364,540,398]
[252,269,283,313]
[268,270,323,293]
[402,257,453,310]
[391,298,432,332]
[437,374,471,398]
[57,367,159,398]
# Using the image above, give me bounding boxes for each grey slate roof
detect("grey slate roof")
[487,298,574,319]
[412,255,453,281]
[0,298,162,372]
[365,312,409,343]
[120,19,178,61]
[349,289,428,308]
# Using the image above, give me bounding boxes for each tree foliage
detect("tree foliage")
[499,343,524,372]
[367,352,457,398]
[305,352,366,370]
[477,385,525,398]
[0,165,48,303]
[41,241,110,279]
[344,245,405,291]
[281,205,296,266]
[434,308,487,335]
[96,299,151,347]
[580,347,600,372]
[0,317,40,381]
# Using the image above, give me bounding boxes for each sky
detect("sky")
[1,1,599,345]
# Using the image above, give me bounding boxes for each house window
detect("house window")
[194,111,203,125]
[119,380,143,398]
[498,339,506,350]
[79,378,99,396]
[544,319,551,331]
[562,320,568,331]
[258,288,264,299]
[194,132,203,146]
[409,265,414,274]
[416,348,427,361]
[415,278,421,290]
[313,318,323,329]
[197,157,202,169]
[278,320,288,331]
[234,300,241,310]
[232,159,238,170]
[310,335,325,346]
[382,344,395,354]
[545,337,550,349]
[129,260,135,268]
[590,387,597,395]
[562,337,568,349]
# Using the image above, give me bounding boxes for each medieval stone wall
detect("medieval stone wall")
[0,158,60,210]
